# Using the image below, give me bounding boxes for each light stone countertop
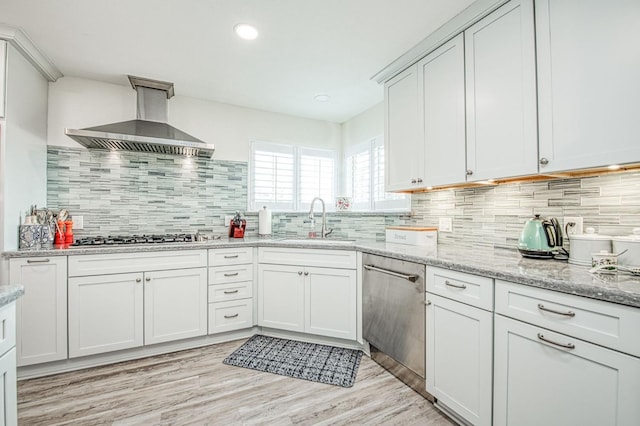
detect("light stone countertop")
[4,237,640,308]
[0,285,24,308]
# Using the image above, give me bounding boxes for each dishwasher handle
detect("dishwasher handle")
[364,264,418,282]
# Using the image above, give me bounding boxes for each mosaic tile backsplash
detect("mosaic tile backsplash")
[47,147,640,249]
[409,172,640,250]
[46,147,407,240]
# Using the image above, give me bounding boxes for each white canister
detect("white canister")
[258,206,272,237]
[568,228,612,266]
[612,228,640,268]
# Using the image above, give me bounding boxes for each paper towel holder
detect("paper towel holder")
[258,205,272,238]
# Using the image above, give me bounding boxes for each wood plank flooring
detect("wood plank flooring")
[17,338,454,425]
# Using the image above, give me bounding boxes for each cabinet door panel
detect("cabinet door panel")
[68,273,143,358]
[258,265,304,332]
[419,33,466,187]
[426,294,493,426]
[144,268,207,345]
[494,315,640,426]
[536,0,640,172]
[465,0,538,180]
[0,348,17,426]
[305,267,356,340]
[385,66,421,191]
[9,257,67,366]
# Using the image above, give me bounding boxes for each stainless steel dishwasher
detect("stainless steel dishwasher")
[362,253,430,400]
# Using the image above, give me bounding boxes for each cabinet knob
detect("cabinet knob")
[466,169,473,176]
[304,272,309,276]
[145,277,151,282]
[411,179,417,184]
[416,178,423,183]
[136,278,141,283]
[298,271,303,275]
[539,157,549,165]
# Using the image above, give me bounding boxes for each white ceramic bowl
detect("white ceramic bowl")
[569,232,612,266]
[612,228,640,267]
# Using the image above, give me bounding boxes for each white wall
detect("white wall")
[48,77,342,161]
[2,44,48,252]
[341,102,383,150]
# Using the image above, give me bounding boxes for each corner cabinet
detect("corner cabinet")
[384,65,422,192]
[536,0,640,172]
[258,248,357,341]
[9,256,67,366]
[464,0,538,181]
[67,250,208,358]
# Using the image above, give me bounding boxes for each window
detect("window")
[344,136,410,211]
[250,141,336,211]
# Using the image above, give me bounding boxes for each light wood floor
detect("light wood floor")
[17,338,454,425]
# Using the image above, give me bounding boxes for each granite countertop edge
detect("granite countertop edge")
[4,238,639,308]
[0,285,25,308]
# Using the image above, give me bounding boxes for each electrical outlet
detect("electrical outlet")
[73,215,84,229]
[224,215,234,227]
[438,217,453,233]
[563,217,583,236]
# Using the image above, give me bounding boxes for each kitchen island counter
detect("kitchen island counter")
[4,238,640,308]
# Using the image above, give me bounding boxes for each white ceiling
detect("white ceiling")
[2,0,475,123]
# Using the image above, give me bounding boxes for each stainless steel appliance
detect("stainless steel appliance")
[65,76,215,158]
[71,233,219,246]
[362,253,430,400]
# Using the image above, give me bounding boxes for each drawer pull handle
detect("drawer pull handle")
[445,280,467,290]
[224,272,239,277]
[537,304,575,317]
[224,255,239,259]
[224,313,239,319]
[537,333,575,350]
[26,259,50,263]
[224,290,239,294]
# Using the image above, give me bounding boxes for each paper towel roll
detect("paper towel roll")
[258,206,272,236]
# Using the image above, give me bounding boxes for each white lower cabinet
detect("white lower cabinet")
[69,273,144,358]
[258,248,357,340]
[0,302,17,426]
[9,257,67,366]
[68,250,208,358]
[493,314,640,426]
[426,267,493,426]
[144,268,208,345]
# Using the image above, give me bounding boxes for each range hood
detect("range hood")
[65,76,215,159]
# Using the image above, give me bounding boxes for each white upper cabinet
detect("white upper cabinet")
[536,0,640,172]
[0,41,6,117]
[384,65,422,191]
[465,0,538,181]
[418,33,466,187]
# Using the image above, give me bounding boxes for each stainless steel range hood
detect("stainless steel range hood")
[65,76,215,159]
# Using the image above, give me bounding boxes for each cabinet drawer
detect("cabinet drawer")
[208,299,253,334]
[69,250,207,276]
[258,248,356,269]
[495,280,640,357]
[426,267,494,311]
[208,281,252,303]
[0,302,16,357]
[209,247,253,266]
[208,264,253,285]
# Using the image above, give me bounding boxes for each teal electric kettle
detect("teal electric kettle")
[517,214,563,259]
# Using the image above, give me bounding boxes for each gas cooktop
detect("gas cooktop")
[72,234,198,246]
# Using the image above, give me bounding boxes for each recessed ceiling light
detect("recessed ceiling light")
[314,93,330,102]
[234,23,258,40]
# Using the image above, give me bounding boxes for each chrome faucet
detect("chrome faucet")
[308,197,333,238]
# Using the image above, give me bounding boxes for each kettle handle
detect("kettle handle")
[542,220,557,248]
[550,217,563,247]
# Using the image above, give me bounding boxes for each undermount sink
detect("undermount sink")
[279,238,355,245]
